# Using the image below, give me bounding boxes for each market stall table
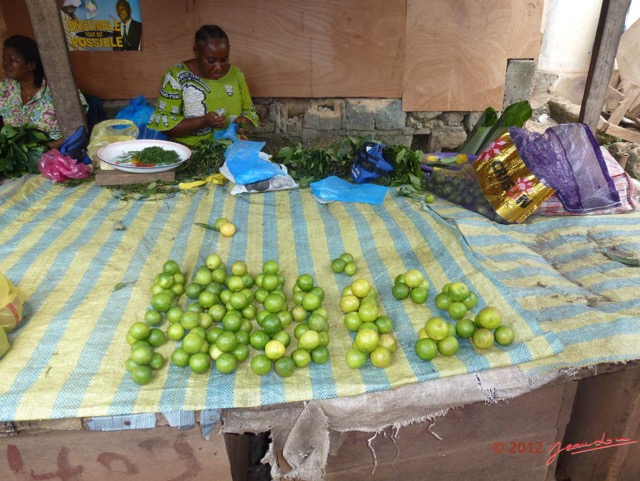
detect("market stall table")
[1,176,640,480]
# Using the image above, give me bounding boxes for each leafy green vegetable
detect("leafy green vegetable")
[457,107,498,155]
[117,146,181,166]
[0,124,51,177]
[457,101,532,155]
[275,135,424,191]
[476,100,532,153]
[178,138,228,179]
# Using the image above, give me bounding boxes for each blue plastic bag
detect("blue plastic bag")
[59,126,91,164]
[214,122,239,142]
[224,141,284,185]
[116,95,166,140]
[310,176,388,205]
[351,142,394,184]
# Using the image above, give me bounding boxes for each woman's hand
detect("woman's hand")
[49,138,64,150]
[204,111,227,129]
[234,115,252,135]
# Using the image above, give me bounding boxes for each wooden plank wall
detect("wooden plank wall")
[0,0,543,111]
[403,0,543,111]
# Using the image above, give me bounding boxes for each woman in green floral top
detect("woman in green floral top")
[148,25,259,148]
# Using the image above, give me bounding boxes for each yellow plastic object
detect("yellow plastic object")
[88,119,139,169]
[178,173,227,190]
[0,274,26,333]
[0,327,9,359]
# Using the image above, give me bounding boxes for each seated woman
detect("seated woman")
[148,25,259,148]
[0,35,86,149]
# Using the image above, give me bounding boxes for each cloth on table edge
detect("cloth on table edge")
[221,366,565,481]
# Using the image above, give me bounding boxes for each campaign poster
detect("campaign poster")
[59,0,143,51]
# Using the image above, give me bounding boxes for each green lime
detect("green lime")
[415,338,438,361]
[251,354,272,376]
[216,352,238,374]
[331,258,347,273]
[274,357,296,378]
[345,348,367,369]
[130,365,153,385]
[171,348,190,367]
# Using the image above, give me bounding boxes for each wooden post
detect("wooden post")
[579,0,631,132]
[24,0,86,138]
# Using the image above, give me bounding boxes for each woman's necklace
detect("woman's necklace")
[20,84,39,105]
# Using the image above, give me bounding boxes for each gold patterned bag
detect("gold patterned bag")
[424,133,555,223]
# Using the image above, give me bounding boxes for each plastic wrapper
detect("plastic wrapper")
[38,149,92,182]
[310,176,388,205]
[0,273,26,333]
[88,119,139,169]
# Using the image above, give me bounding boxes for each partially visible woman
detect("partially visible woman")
[0,35,86,148]
[148,25,259,148]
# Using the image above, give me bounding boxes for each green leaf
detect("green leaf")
[457,107,498,155]
[476,100,532,153]
[194,222,217,231]
[602,250,640,266]
[113,281,134,291]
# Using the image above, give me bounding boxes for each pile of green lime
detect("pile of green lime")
[434,281,479,320]
[415,316,459,361]
[129,254,336,383]
[414,281,515,361]
[340,278,397,369]
[391,269,430,304]
[125,260,184,385]
[331,252,358,276]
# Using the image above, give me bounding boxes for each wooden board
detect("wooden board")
[26,0,87,137]
[64,0,405,100]
[559,366,640,481]
[0,425,233,481]
[579,0,632,132]
[403,0,544,112]
[617,18,640,115]
[608,83,640,125]
[94,169,175,186]
[2,0,540,109]
[325,382,577,481]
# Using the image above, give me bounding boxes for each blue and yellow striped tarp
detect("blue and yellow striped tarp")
[1,175,636,421]
[430,202,640,377]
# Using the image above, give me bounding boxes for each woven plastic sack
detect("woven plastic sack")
[0,273,26,333]
[88,119,139,168]
[535,147,639,216]
[38,149,92,182]
[509,123,621,214]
